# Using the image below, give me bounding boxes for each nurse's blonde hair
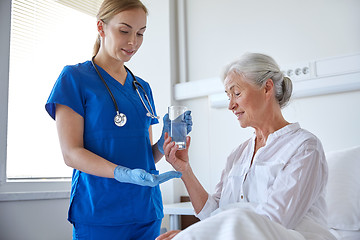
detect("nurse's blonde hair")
[223,52,293,109]
[93,0,148,56]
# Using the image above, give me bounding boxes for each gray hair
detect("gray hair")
[223,53,292,108]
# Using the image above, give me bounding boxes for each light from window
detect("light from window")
[7,0,101,179]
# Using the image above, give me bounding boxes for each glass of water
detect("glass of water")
[168,106,188,150]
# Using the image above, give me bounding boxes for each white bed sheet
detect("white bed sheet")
[329,229,360,240]
[173,206,336,240]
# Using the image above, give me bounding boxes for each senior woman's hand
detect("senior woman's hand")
[156,230,181,240]
[163,132,191,173]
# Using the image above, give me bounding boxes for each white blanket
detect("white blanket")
[173,207,336,240]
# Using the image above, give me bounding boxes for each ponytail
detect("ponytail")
[93,34,101,57]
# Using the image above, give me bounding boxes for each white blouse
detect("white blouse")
[196,123,329,230]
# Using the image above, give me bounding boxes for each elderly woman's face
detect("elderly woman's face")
[224,71,267,128]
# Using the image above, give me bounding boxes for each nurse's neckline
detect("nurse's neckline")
[92,56,128,85]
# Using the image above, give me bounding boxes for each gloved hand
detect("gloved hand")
[114,165,182,187]
[157,110,192,154]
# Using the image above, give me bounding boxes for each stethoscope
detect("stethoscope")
[91,56,159,127]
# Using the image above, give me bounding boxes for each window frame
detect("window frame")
[0,0,70,202]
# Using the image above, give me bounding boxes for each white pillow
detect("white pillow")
[325,145,360,231]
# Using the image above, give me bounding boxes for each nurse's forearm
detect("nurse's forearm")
[62,147,117,178]
[152,142,164,163]
[181,167,209,214]
[149,126,163,163]
[56,104,117,179]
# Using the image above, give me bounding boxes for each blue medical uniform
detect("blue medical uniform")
[45,61,163,238]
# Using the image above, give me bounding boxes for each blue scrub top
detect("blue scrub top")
[45,61,163,226]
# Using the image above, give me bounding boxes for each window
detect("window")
[6,0,102,179]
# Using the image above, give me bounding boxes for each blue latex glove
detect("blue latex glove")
[157,110,192,154]
[114,165,182,187]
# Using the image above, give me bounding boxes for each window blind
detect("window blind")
[56,0,102,17]
[7,0,102,178]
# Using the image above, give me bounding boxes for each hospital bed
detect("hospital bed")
[326,145,360,240]
[164,145,360,240]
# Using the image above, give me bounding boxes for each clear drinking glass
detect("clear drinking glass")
[168,106,188,149]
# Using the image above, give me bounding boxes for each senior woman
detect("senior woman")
[157,53,336,239]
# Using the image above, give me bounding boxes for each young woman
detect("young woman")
[45,0,192,239]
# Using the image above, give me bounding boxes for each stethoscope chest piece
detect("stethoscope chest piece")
[114,112,127,127]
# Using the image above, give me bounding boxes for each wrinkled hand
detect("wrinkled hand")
[155,230,181,240]
[163,132,191,173]
[114,166,182,187]
[157,111,192,154]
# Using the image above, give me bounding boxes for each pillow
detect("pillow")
[325,145,360,230]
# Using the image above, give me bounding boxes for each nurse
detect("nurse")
[45,0,192,239]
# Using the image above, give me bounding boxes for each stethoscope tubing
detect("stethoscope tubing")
[91,56,159,127]
[91,57,120,115]
[130,73,157,119]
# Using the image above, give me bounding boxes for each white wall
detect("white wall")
[0,199,71,240]
[178,0,360,193]
[185,0,360,81]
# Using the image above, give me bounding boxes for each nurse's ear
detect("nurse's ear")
[97,20,105,37]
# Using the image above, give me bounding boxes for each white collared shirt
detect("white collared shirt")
[196,123,329,230]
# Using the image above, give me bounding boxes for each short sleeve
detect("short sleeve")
[45,65,85,120]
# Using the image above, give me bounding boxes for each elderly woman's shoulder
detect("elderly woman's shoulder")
[292,127,324,152]
[295,127,321,141]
